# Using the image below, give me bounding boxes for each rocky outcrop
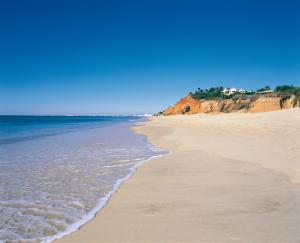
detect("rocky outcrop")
[163,94,299,115]
[248,96,282,113]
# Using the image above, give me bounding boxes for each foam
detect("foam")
[41,152,168,243]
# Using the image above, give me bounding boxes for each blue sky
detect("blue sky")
[1,0,299,115]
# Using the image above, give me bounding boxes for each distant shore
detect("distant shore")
[57,108,300,243]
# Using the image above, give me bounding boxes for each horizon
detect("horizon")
[0,83,299,116]
[0,113,152,117]
[1,0,299,115]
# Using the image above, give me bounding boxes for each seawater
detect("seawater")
[0,116,165,242]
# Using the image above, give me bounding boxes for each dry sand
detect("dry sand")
[57,108,300,243]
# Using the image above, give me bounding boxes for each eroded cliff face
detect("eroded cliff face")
[163,94,299,115]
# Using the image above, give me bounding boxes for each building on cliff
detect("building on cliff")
[256,90,274,94]
[222,88,246,96]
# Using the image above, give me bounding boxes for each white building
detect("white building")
[256,89,274,94]
[222,88,246,96]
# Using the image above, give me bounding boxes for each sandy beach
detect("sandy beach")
[57,108,300,243]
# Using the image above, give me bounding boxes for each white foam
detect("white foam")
[41,152,168,243]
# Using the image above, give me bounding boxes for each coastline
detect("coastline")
[56,108,300,243]
[45,153,166,243]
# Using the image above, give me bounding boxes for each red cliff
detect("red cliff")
[163,94,299,115]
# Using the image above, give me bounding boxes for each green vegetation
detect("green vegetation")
[256,86,272,92]
[275,85,300,97]
[191,86,226,100]
[244,91,255,95]
[154,111,164,116]
[191,85,300,101]
[191,86,253,100]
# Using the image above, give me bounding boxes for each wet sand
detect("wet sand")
[57,108,300,243]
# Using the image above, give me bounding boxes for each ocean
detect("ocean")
[0,116,165,242]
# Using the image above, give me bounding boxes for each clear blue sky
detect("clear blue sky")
[1,0,299,115]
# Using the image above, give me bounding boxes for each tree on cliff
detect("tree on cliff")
[192,86,225,100]
[275,85,300,97]
[256,86,272,92]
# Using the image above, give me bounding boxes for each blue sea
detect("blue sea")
[0,116,165,242]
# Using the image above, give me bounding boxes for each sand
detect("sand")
[56,108,300,243]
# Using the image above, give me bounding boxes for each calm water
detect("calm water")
[0,116,165,242]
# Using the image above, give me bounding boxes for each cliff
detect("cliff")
[163,94,299,115]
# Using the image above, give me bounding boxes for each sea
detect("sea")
[0,116,166,242]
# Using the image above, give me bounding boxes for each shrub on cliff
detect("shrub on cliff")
[192,86,226,100]
[190,85,300,101]
[256,86,272,92]
[275,85,300,97]
[154,111,165,116]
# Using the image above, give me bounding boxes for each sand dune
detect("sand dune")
[57,108,300,243]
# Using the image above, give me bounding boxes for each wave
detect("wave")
[40,152,168,243]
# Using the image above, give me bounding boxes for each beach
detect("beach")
[57,108,300,243]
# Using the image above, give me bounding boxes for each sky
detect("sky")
[0,0,299,115]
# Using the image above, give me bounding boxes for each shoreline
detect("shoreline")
[56,108,300,243]
[43,120,168,243]
[45,153,167,243]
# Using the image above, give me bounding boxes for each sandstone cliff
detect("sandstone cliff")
[163,94,299,115]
